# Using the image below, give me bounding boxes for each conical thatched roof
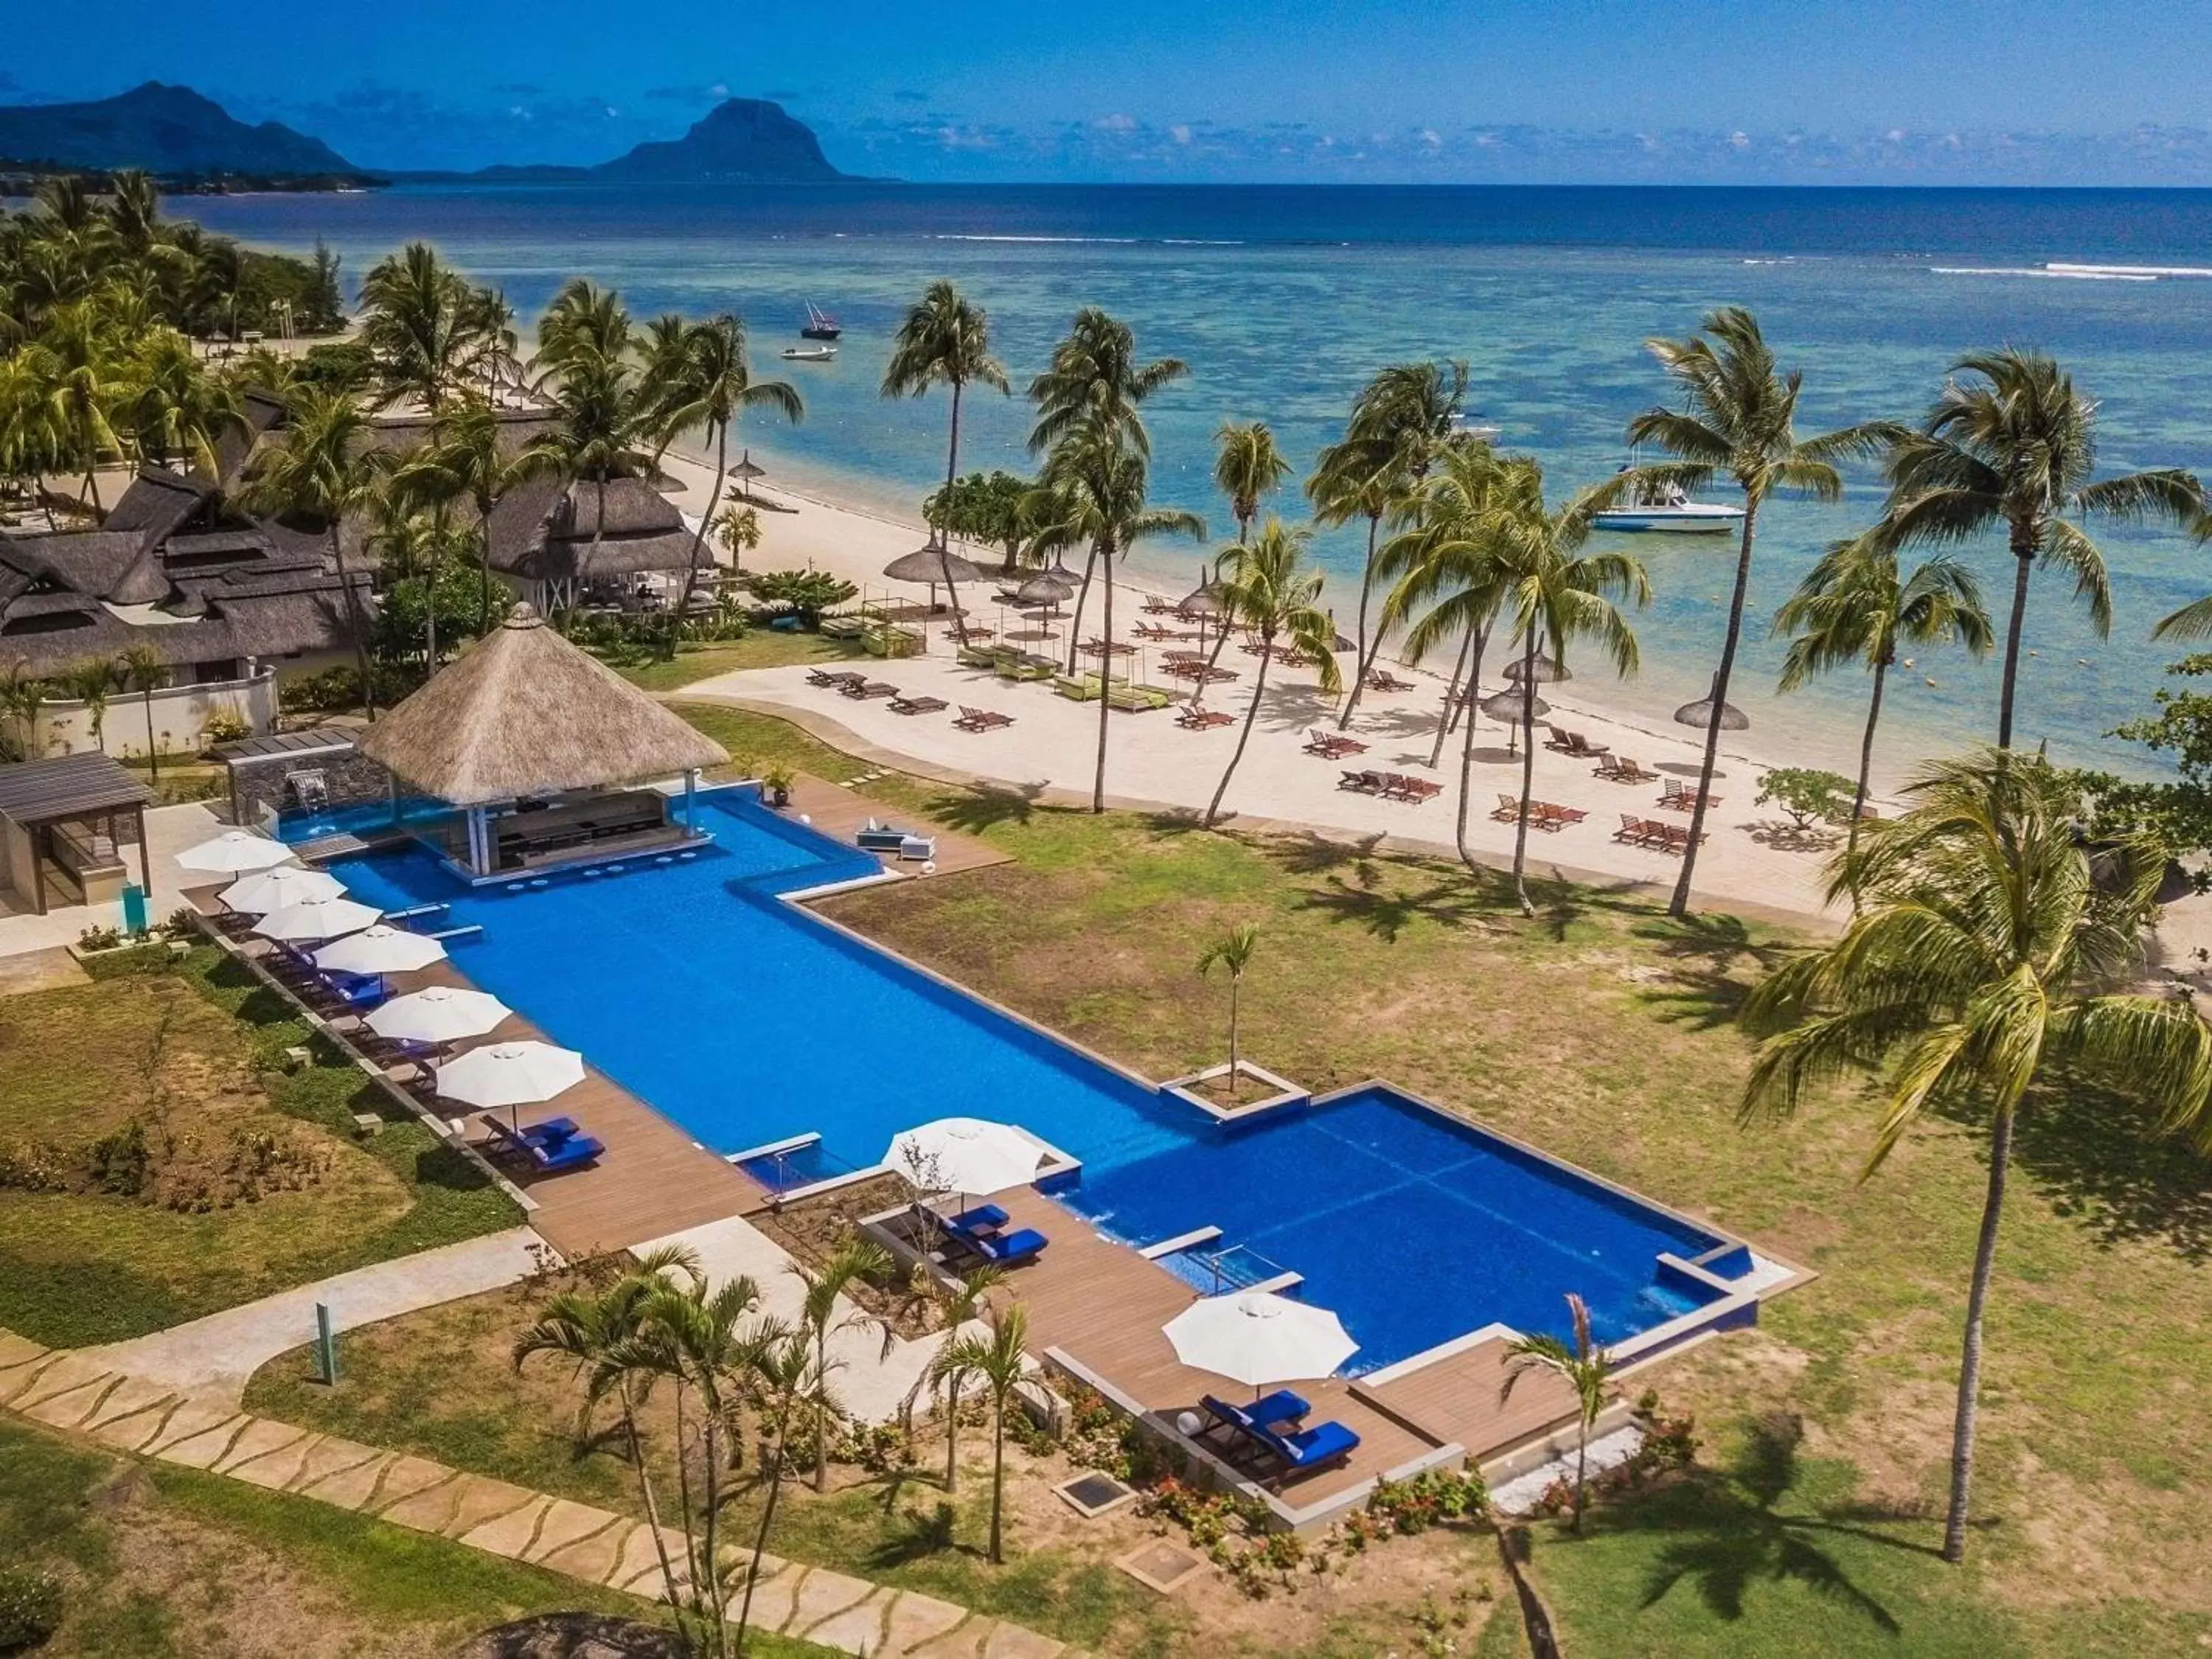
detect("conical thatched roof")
[1673,675,1748,732]
[884,544,985,585]
[360,603,727,807]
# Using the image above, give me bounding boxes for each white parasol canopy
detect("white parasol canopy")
[175,830,295,875]
[312,925,447,977]
[366,985,512,1046]
[251,894,383,945]
[1163,1291,1358,1388]
[219,865,347,915]
[436,1040,585,1109]
[886,1116,1045,1197]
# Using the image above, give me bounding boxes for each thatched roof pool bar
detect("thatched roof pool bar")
[359,602,728,880]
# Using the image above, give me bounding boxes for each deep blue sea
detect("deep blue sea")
[189,184,2212,777]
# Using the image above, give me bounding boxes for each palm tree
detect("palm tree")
[1036,420,1205,810]
[917,1267,1004,1494]
[712,501,762,577]
[1312,361,1470,729]
[734,1322,813,1655]
[1500,1293,1612,1535]
[652,314,801,655]
[1872,349,2204,749]
[422,395,536,631]
[1773,536,1992,883]
[0,661,50,761]
[1742,752,2212,1562]
[122,326,236,477]
[1384,445,1523,864]
[1626,307,1877,918]
[934,1304,1032,1563]
[357,243,490,412]
[513,1245,702,1615]
[526,287,653,608]
[1029,308,1189,653]
[118,644,167,776]
[1483,462,1649,914]
[792,1239,894,1494]
[105,170,162,257]
[234,387,387,714]
[1213,420,1290,546]
[1203,522,1342,827]
[883,281,1010,599]
[40,300,122,513]
[1196,923,1261,1082]
[63,657,114,750]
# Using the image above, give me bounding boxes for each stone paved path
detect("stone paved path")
[0,1330,1078,1658]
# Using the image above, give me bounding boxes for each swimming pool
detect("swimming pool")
[327,786,1740,1368]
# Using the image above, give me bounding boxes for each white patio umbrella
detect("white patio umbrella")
[251,894,383,945]
[436,1040,585,1112]
[219,865,346,915]
[1164,1291,1358,1391]
[366,984,511,1046]
[886,1116,1045,1199]
[312,925,447,978]
[175,830,295,875]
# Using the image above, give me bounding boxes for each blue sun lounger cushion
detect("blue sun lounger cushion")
[525,1133,605,1173]
[1200,1391,1309,1437]
[1254,1416,1360,1471]
[944,1214,1046,1266]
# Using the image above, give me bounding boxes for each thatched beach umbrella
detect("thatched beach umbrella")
[1504,652,1570,684]
[1016,571,1074,606]
[1481,686,1551,723]
[883,543,986,625]
[361,603,728,874]
[731,451,767,501]
[1674,674,1749,731]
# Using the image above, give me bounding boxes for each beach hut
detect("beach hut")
[359,602,728,879]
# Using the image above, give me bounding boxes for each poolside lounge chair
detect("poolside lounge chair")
[1199,1394,1359,1475]
[1198,1391,1310,1442]
[944,1203,1009,1234]
[955,706,1015,731]
[888,695,949,716]
[1615,814,1663,846]
[483,1116,604,1173]
[942,1212,1047,1267]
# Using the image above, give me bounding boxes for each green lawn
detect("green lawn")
[658,703,2212,1658]
[613,627,862,692]
[0,946,519,1347]
[0,1416,837,1658]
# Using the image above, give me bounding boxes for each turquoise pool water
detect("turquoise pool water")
[329,787,1730,1364]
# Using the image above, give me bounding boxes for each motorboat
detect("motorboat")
[800,302,841,341]
[1592,473,1745,535]
[1451,414,1503,442]
[781,345,838,362]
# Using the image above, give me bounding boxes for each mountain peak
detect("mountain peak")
[593,97,844,182]
[0,81,362,177]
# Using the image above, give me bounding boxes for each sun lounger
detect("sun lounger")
[1053,672,1104,701]
[1615,814,1662,846]
[1106,681,1173,712]
[842,680,899,700]
[1608,757,1657,783]
[1257,1416,1360,1473]
[944,1203,1009,1234]
[1340,770,1387,793]
[1564,732,1608,759]
[1304,729,1360,757]
[1659,779,1722,812]
[1365,669,1415,692]
[483,1116,604,1173]
[857,824,933,859]
[1492,793,1522,822]
[1178,707,1235,730]
[942,1214,1047,1267]
[1533,801,1587,830]
[1382,773,1441,802]
[1543,725,1576,752]
[955,706,1015,731]
[807,668,865,688]
[888,695,949,716]
[1198,1392,1310,1443]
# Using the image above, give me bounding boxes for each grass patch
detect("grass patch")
[616,627,861,692]
[0,1416,838,1658]
[0,946,518,1347]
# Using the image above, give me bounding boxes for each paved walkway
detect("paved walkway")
[0,801,223,960]
[83,1227,554,1402]
[0,1329,1077,1658]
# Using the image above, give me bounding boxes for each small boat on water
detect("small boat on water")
[1592,474,1745,535]
[1452,414,1503,442]
[781,344,837,362]
[800,303,841,341]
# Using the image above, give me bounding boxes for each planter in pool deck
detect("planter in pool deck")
[1163,1059,1309,1124]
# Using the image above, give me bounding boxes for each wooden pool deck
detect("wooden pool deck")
[987,1187,1582,1511]
[779,773,1010,880]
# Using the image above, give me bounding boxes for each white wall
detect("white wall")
[27,668,279,760]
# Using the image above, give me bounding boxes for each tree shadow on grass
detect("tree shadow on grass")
[925,783,1047,835]
[1938,1073,2212,1264]
[1295,867,1492,943]
[864,1499,980,1568]
[1629,911,1795,975]
[1253,830,1388,880]
[1601,1413,1924,1635]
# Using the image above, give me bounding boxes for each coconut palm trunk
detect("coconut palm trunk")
[1512,635,1540,914]
[329,524,377,719]
[1946,1107,2014,1563]
[989,1393,1009,1564]
[1335,512,1382,729]
[1429,627,1476,768]
[1066,544,1099,675]
[1669,498,1758,918]
[1846,654,1888,895]
[1455,653,1484,870]
[669,419,728,658]
[1995,519,2038,751]
[1204,644,1270,827]
[1093,537,1116,813]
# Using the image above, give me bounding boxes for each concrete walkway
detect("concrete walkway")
[83,1227,554,1402]
[0,1329,1077,1658]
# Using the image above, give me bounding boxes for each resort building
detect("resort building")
[484,473,703,614]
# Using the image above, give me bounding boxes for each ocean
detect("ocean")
[184,183,2212,779]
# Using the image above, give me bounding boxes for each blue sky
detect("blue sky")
[15,0,2212,181]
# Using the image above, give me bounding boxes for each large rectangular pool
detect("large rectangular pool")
[329,787,1736,1369]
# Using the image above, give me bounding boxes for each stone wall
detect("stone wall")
[224,743,395,830]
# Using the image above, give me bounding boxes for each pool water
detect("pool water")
[329,787,1728,1367]
[276,795,454,844]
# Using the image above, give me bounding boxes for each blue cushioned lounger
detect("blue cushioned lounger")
[1200,1391,1308,1438]
[944,1216,1046,1266]
[527,1133,605,1173]
[945,1203,1009,1234]
[1256,1417,1360,1471]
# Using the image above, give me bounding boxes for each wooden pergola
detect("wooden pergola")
[0,753,154,914]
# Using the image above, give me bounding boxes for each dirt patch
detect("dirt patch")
[751,1173,945,1338]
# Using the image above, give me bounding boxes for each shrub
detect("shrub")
[1755,766,1857,831]
[199,707,251,748]
[0,1565,63,1648]
[745,568,858,626]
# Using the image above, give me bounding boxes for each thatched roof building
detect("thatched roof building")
[359,602,726,807]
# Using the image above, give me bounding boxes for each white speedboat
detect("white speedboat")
[1593,476,1745,535]
[781,345,837,362]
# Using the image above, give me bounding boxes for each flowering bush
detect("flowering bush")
[1367,1466,1489,1534]
[0,1566,63,1649]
